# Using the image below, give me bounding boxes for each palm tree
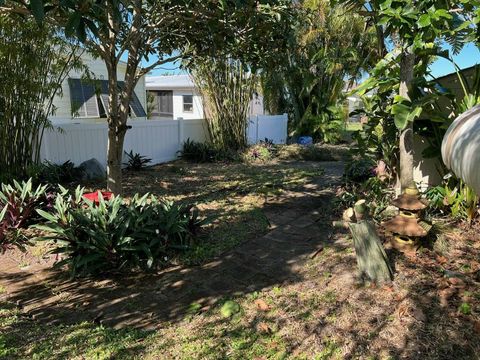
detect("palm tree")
[262,0,380,142]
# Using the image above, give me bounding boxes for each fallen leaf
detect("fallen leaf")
[382,285,394,293]
[257,322,272,334]
[448,277,466,288]
[436,255,448,264]
[220,300,240,318]
[254,299,271,312]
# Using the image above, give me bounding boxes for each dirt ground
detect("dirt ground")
[1,159,480,359]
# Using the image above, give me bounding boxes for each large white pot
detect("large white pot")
[441,105,480,194]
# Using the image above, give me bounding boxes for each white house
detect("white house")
[145,74,265,120]
[50,52,147,124]
[145,75,204,120]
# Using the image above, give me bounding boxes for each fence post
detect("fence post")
[178,117,185,152]
[283,113,288,144]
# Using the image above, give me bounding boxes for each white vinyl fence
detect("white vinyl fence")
[40,114,288,166]
[247,114,288,145]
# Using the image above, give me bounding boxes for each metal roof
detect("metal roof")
[145,74,196,90]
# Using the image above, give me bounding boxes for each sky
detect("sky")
[141,43,480,78]
[428,43,480,78]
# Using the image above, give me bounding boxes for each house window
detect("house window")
[183,94,193,113]
[148,90,173,118]
[68,78,146,118]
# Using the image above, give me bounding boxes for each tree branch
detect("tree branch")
[135,54,183,80]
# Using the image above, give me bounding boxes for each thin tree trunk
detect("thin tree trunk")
[107,123,126,195]
[398,48,415,192]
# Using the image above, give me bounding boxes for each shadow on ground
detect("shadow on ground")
[0,162,344,330]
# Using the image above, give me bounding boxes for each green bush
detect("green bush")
[27,160,82,186]
[335,177,394,221]
[179,138,237,163]
[0,179,49,252]
[344,158,376,183]
[34,189,210,275]
[276,144,350,162]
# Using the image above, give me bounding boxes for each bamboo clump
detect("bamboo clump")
[0,16,82,179]
[192,57,257,150]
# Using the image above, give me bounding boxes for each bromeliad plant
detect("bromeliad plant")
[123,151,152,171]
[34,190,210,275]
[0,179,48,252]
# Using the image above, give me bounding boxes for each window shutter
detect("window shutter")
[99,80,110,115]
[100,80,146,118]
[68,78,99,118]
[82,83,99,117]
[130,91,147,117]
[68,79,86,117]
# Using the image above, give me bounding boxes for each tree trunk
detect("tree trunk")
[398,48,416,192]
[107,124,126,195]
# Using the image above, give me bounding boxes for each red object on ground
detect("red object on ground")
[83,191,113,204]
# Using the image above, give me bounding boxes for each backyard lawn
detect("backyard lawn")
[1,156,480,359]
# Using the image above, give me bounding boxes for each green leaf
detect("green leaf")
[417,14,431,28]
[30,0,45,24]
[65,12,82,39]
[392,103,410,130]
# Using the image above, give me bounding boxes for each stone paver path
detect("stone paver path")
[0,162,344,329]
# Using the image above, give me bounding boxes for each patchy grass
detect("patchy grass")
[121,161,325,264]
[276,144,350,162]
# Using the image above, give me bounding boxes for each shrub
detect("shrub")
[124,151,152,170]
[244,143,273,162]
[425,175,479,223]
[334,176,394,221]
[179,138,237,163]
[35,191,210,275]
[344,158,376,183]
[0,179,48,252]
[27,160,82,186]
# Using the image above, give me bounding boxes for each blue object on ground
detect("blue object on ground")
[297,136,313,145]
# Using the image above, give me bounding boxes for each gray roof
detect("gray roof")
[145,74,196,90]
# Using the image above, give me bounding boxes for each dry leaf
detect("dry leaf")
[448,277,466,288]
[382,285,394,293]
[254,299,271,312]
[257,322,272,334]
[436,255,448,264]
